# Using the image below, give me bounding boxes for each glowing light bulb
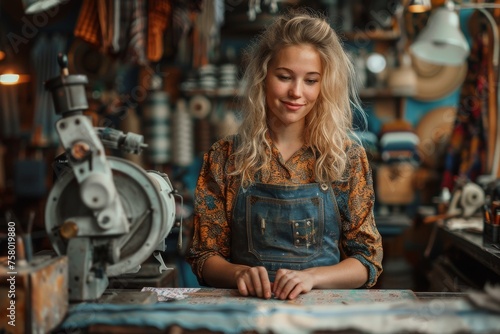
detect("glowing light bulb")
[0,74,20,85]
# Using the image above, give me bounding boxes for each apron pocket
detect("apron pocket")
[246,195,324,263]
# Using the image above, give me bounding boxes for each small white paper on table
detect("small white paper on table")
[141,287,201,301]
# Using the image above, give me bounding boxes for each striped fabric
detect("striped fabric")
[127,0,148,65]
[442,32,489,190]
[147,0,172,62]
[74,0,100,46]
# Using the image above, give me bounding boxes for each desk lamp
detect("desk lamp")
[409,0,500,179]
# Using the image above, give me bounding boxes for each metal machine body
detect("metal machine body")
[44,54,177,301]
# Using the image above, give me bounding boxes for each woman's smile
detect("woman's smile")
[281,101,305,111]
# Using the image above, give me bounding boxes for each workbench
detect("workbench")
[440,226,500,277]
[55,288,500,334]
[427,225,500,291]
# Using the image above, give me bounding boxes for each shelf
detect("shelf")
[359,88,414,99]
[181,88,241,98]
[439,227,500,277]
[342,28,401,42]
[181,87,412,101]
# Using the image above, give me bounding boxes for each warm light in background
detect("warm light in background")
[0,50,5,62]
[408,0,432,13]
[0,73,30,85]
[0,74,20,85]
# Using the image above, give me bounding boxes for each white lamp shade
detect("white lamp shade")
[410,7,470,65]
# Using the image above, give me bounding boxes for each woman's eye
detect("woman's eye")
[306,79,319,85]
[278,75,291,81]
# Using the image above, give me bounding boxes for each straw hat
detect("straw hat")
[415,106,457,168]
[411,55,467,101]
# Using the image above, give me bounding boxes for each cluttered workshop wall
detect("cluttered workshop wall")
[0,1,497,276]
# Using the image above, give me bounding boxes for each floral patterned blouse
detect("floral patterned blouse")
[186,134,383,287]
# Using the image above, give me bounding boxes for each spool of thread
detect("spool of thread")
[460,182,485,217]
[188,94,212,119]
[172,99,194,167]
[143,87,171,164]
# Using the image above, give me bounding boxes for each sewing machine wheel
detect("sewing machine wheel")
[45,156,176,277]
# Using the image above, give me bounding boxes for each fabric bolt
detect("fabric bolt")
[75,0,160,59]
[118,1,133,53]
[143,88,171,165]
[106,1,115,52]
[58,297,500,333]
[186,133,383,288]
[172,4,193,65]
[172,99,194,166]
[112,0,120,52]
[193,0,225,67]
[74,0,100,46]
[381,150,420,164]
[127,0,148,65]
[380,141,418,152]
[74,0,120,54]
[442,32,489,190]
[147,0,172,62]
[379,132,419,147]
[97,0,110,51]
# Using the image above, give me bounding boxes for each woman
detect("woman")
[186,8,383,300]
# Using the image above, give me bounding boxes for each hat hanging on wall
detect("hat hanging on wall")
[411,55,467,101]
[415,106,457,169]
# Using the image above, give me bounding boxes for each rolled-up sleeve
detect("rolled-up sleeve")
[185,139,234,285]
[335,143,383,288]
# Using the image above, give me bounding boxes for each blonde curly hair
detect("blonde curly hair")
[232,8,363,183]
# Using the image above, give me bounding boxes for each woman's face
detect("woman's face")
[265,44,322,130]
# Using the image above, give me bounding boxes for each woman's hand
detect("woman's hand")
[234,266,314,300]
[272,268,314,300]
[234,265,273,299]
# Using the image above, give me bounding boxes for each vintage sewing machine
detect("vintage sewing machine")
[0,53,181,333]
[43,53,179,302]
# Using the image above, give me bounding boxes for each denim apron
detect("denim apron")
[231,179,342,281]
